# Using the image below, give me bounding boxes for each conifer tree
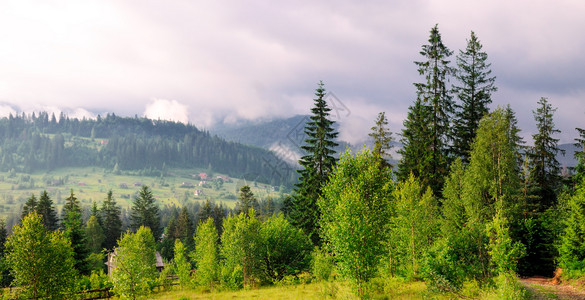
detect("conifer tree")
[574,126,585,183]
[399,24,454,195]
[37,190,58,231]
[291,81,338,245]
[101,190,123,250]
[61,189,90,275]
[130,186,161,240]
[452,31,497,163]
[21,194,37,219]
[369,112,394,169]
[235,185,258,216]
[175,207,194,252]
[527,97,564,211]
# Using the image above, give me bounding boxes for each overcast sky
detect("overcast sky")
[0,0,584,145]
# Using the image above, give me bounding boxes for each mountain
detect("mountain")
[0,112,295,186]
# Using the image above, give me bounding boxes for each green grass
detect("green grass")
[0,166,282,219]
[146,279,492,300]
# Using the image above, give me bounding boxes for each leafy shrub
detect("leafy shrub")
[312,247,334,282]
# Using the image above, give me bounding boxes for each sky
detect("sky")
[0,0,584,145]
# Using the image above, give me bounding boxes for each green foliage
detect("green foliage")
[101,190,123,250]
[320,148,393,297]
[492,271,530,300]
[441,158,467,237]
[21,193,37,219]
[464,107,521,224]
[236,185,259,216]
[6,212,77,299]
[389,174,438,279]
[260,214,312,282]
[527,97,564,211]
[487,213,525,275]
[452,31,496,163]
[399,24,454,196]
[37,190,59,231]
[130,185,161,239]
[111,226,158,300]
[193,218,219,290]
[368,111,394,169]
[174,239,193,289]
[62,189,91,275]
[422,238,465,292]
[291,81,339,246]
[559,177,585,271]
[220,210,263,289]
[86,215,105,254]
[312,247,334,282]
[516,216,556,276]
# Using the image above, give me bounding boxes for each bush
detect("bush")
[312,247,334,282]
[491,272,530,300]
[422,238,465,292]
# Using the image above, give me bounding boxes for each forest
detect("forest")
[0,111,297,187]
[1,25,585,299]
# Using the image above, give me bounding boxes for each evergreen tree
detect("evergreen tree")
[21,194,38,219]
[291,81,339,245]
[0,219,11,287]
[130,186,161,240]
[452,31,497,163]
[397,99,434,188]
[368,112,394,169]
[175,207,194,252]
[101,190,123,250]
[235,185,258,216]
[37,190,58,231]
[400,24,454,195]
[527,97,564,211]
[61,189,90,275]
[574,126,585,183]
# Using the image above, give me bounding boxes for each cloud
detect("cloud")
[144,99,189,124]
[0,104,17,118]
[0,1,583,144]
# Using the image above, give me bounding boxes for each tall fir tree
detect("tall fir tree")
[291,81,339,245]
[397,99,434,187]
[101,190,122,250]
[527,97,564,211]
[452,31,497,163]
[61,189,90,275]
[399,24,454,195]
[21,194,38,219]
[130,186,161,240]
[368,112,394,170]
[235,185,258,216]
[36,191,58,231]
[574,126,585,183]
[175,207,194,252]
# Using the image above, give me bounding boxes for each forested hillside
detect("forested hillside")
[0,112,296,186]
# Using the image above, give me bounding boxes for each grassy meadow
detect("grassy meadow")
[0,166,282,219]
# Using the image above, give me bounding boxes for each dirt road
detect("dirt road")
[520,277,585,300]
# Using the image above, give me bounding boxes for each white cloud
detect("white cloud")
[144,99,189,124]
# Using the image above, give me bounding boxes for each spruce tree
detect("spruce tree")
[527,97,564,211]
[21,194,38,219]
[397,99,434,187]
[175,207,194,252]
[130,186,161,240]
[291,81,338,245]
[235,185,258,216]
[61,189,90,275]
[101,190,122,250]
[36,191,58,231]
[452,31,497,163]
[574,126,585,183]
[400,24,454,195]
[368,112,394,169]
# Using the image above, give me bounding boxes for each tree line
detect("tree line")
[0,112,297,187]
